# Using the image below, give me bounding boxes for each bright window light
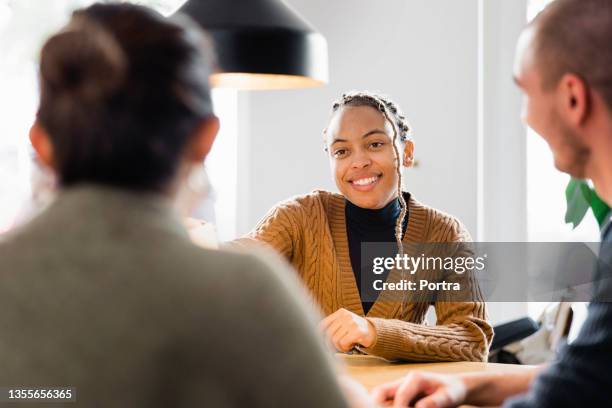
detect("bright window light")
[206,89,239,241]
[0,0,208,234]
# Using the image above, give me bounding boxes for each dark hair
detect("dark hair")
[324,90,411,253]
[325,91,413,316]
[326,91,412,142]
[531,0,612,111]
[37,3,215,192]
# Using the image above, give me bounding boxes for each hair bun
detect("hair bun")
[40,15,126,103]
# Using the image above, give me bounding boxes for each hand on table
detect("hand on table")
[320,308,377,352]
[371,371,467,408]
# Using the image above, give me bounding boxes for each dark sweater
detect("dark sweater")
[345,194,409,314]
[504,217,612,408]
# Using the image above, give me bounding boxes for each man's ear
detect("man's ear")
[29,122,55,169]
[558,73,589,126]
[402,140,415,167]
[186,116,220,163]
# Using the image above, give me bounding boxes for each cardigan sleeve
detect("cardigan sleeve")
[361,216,493,362]
[226,199,303,262]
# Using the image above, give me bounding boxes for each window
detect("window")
[0,1,246,240]
[205,89,239,241]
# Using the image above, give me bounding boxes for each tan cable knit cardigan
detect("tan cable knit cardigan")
[239,190,493,362]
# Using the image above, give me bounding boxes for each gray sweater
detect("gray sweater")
[0,185,349,408]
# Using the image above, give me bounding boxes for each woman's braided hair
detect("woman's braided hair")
[326,91,414,318]
[326,90,412,254]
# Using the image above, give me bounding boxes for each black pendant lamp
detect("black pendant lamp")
[176,0,329,90]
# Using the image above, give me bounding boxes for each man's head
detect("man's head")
[513,0,612,189]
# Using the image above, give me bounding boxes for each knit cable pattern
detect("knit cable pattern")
[233,191,493,362]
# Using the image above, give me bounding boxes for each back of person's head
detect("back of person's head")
[36,2,216,192]
[531,0,612,112]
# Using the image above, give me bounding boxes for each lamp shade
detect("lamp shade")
[176,0,329,90]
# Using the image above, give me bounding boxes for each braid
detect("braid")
[326,91,412,317]
[327,91,411,253]
[330,91,412,142]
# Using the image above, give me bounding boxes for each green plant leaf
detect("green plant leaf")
[564,178,611,230]
[591,191,611,227]
[565,179,590,228]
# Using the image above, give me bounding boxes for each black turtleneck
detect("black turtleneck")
[345,193,409,314]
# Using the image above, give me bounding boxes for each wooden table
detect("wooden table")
[339,354,534,391]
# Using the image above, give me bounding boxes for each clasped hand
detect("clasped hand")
[320,308,377,352]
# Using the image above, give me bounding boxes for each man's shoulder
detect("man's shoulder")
[506,301,612,408]
[177,243,287,291]
[0,221,47,264]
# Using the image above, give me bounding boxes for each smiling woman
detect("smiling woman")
[232,90,493,363]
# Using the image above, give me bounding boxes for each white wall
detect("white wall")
[233,0,529,324]
[480,0,527,243]
[479,0,529,324]
[236,0,479,237]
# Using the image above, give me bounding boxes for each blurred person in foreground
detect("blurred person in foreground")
[371,0,612,406]
[0,3,362,407]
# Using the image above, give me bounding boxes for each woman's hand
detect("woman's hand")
[371,371,467,408]
[320,308,377,352]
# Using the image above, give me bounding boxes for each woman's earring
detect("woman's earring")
[403,155,414,166]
